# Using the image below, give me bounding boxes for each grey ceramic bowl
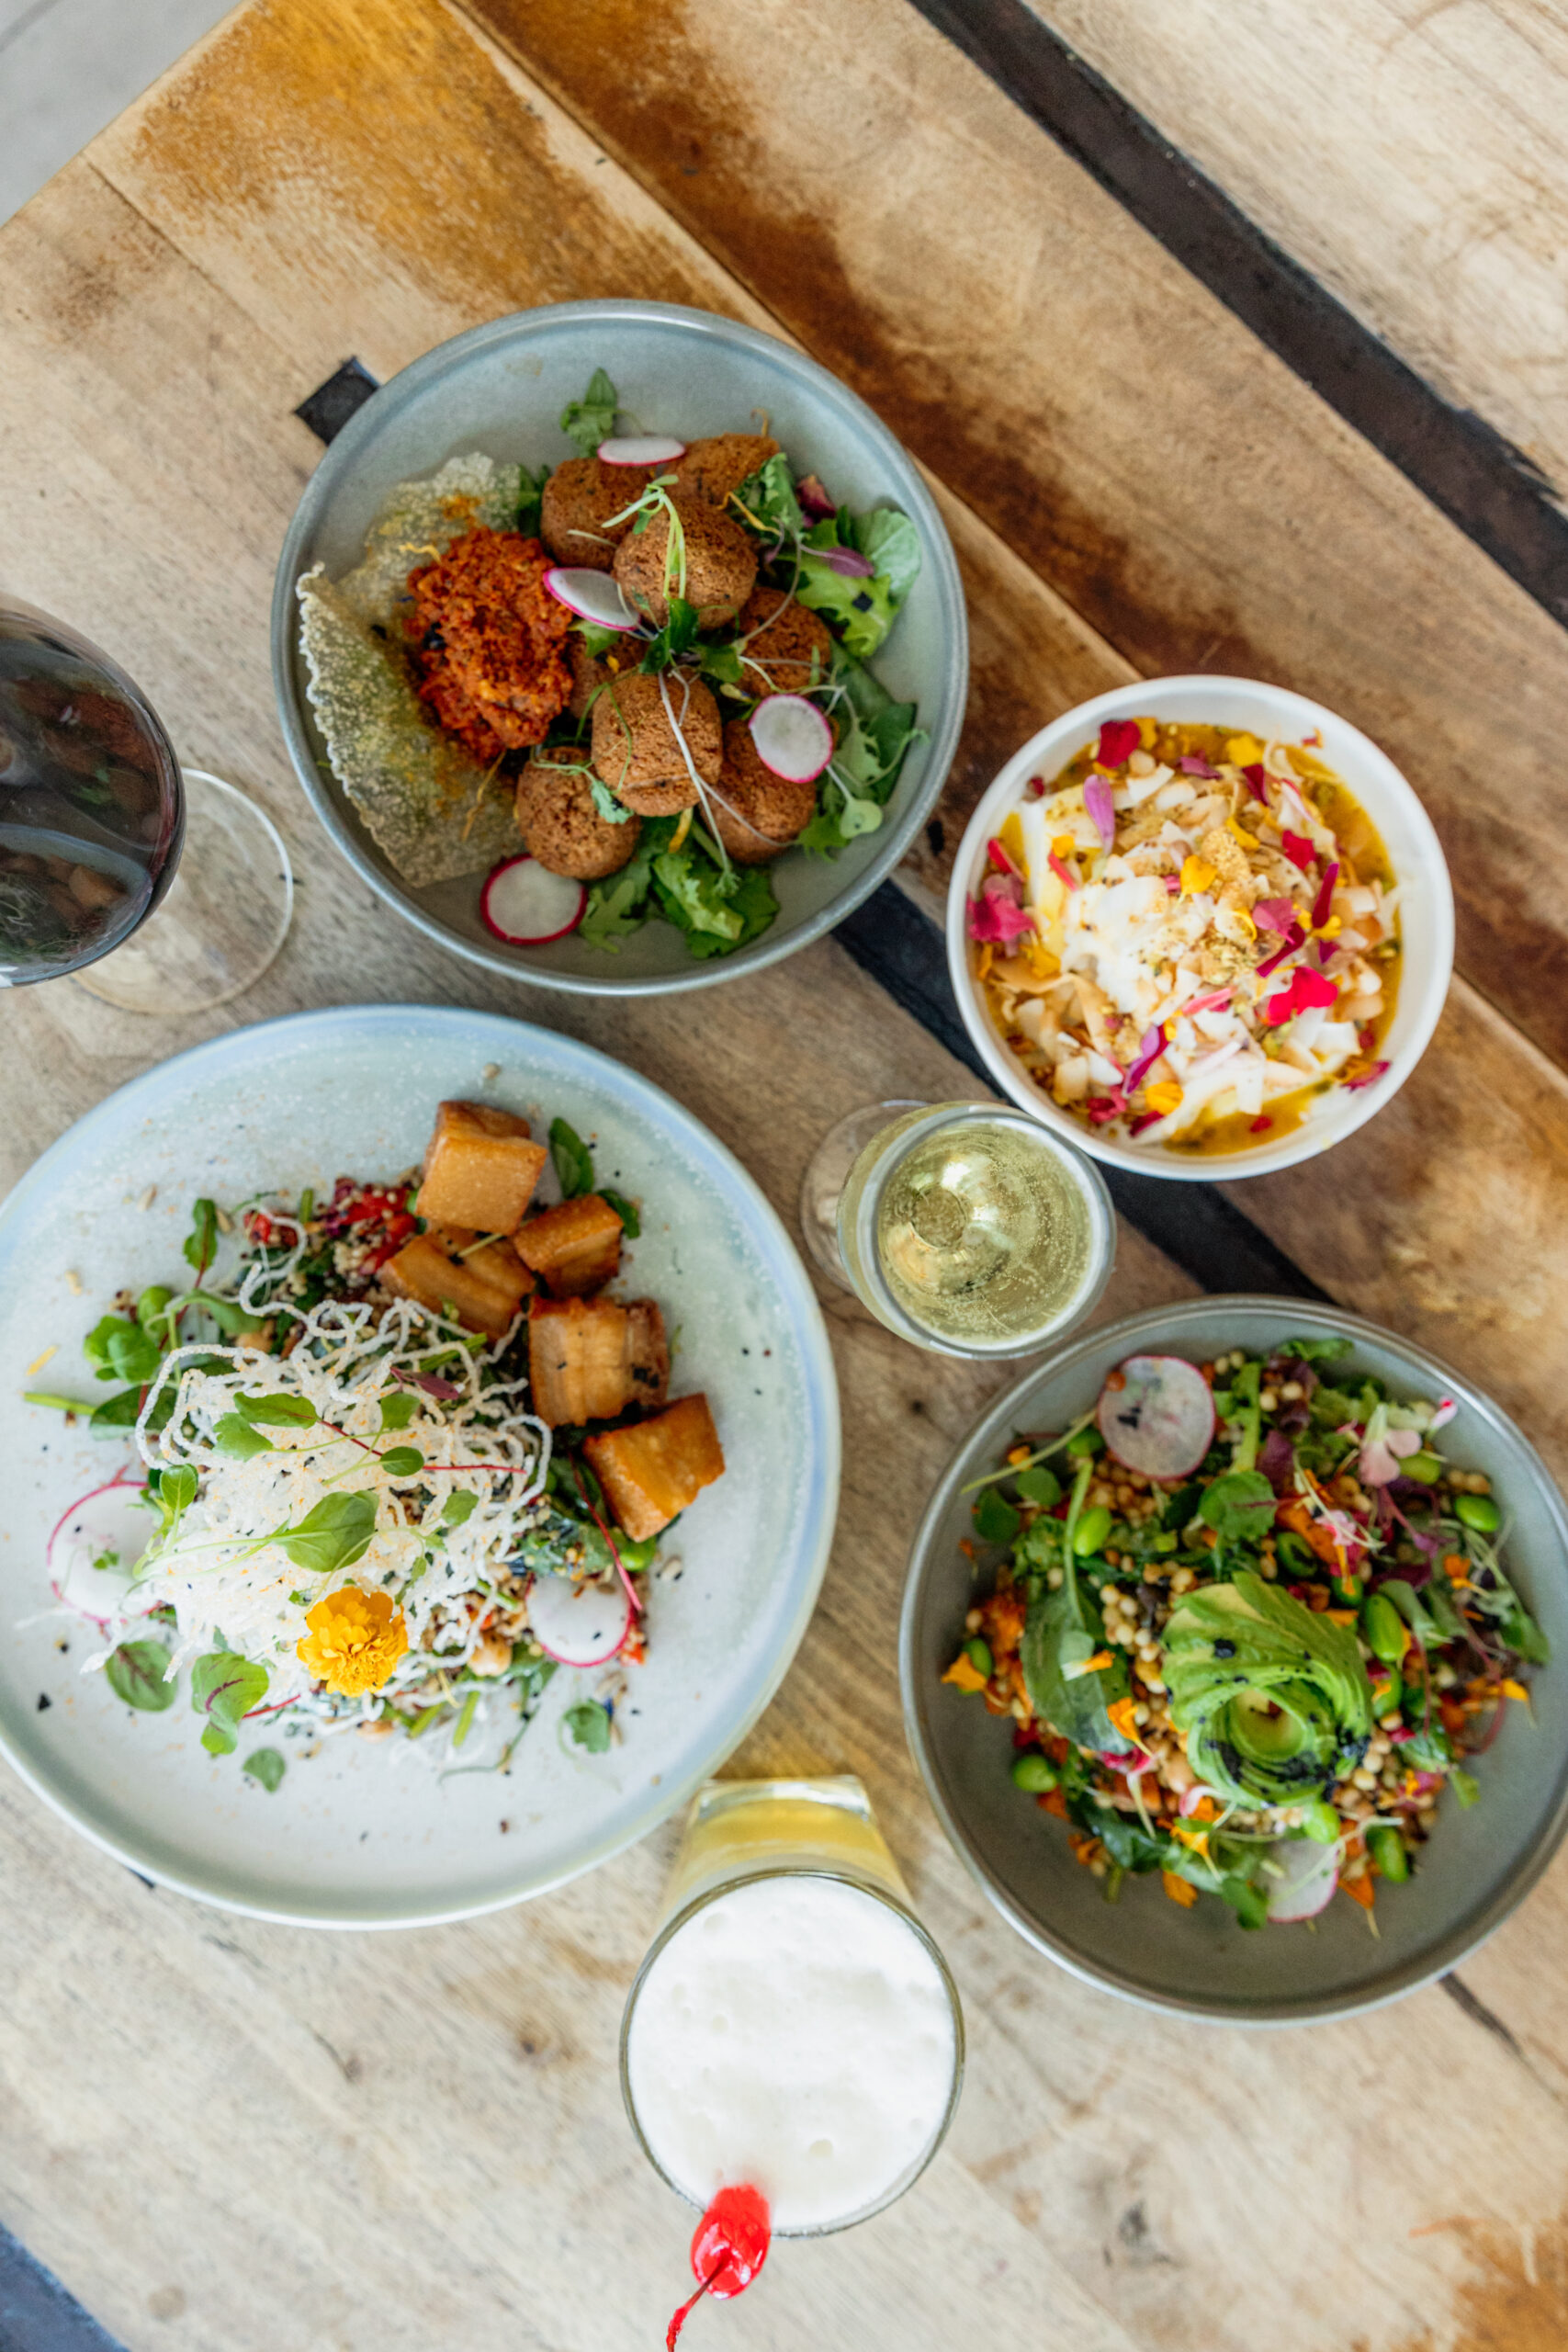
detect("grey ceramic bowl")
[901,1296,1568,2023]
[271,300,967,995]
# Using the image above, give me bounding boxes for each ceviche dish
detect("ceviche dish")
[943,1338,1546,1928]
[966,717,1400,1155]
[297,367,922,963]
[30,1099,726,1787]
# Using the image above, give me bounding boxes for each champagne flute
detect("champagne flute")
[798,1099,1115,1358]
[0,599,291,1011]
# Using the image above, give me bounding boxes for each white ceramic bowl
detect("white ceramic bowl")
[945,676,1454,1182]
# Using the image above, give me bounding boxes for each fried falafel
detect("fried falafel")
[567,627,645,721]
[590,670,723,817]
[673,433,781,511]
[707,717,818,863]
[735,584,835,696]
[540,456,652,573]
[515,744,642,882]
[612,493,757,630]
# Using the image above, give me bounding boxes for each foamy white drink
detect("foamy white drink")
[625,1874,958,2233]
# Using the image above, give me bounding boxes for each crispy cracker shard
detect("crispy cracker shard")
[295,453,527,888]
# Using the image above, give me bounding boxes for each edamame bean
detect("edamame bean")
[1360,1591,1409,1666]
[1072,1505,1112,1557]
[1456,1491,1501,1534]
[1366,1824,1409,1883]
[1011,1752,1058,1793]
[964,1635,994,1679]
[1401,1451,1441,1484]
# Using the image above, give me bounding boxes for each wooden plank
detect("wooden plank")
[1027,0,1568,504]
[464,0,1568,1083]
[4,7,1568,2349]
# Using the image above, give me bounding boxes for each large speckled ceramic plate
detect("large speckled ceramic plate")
[0,1006,839,1927]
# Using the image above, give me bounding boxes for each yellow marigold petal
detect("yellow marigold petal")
[1180,855,1216,897]
[298,1585,409,1697]
[1225,733,1264,767]
[1162,1870,1198,1907]
[942,1654,988,1694]
[1138,716,1157,750]
[1145,1080,1184,1115]
[1501,1678,1529,1702]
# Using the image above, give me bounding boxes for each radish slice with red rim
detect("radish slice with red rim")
[597,435,685,467]
[48,1477,153,1621]
[748,695,833,784]
[1098,1354,1216,1478]
[543,568,641,630]
[480,856,586,947]
[1264,1836,1341,1923]
[525,1568,631,1667]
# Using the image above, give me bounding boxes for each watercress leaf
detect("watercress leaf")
[237,1392,318,1428]
[182,1197,219,1277]
[89,1387,143,1431]
[1199,1469,1276,1544]
[548,1116,595,1200]
[213,1412,274,1460]
[276,1490,378,1575]
[380,1446,425,1477]
[599,1187,641,1238]
[190,1649,269,1749]
[559,367,618,458]
[243,1747,286,1792]
[562,1700,612,1754]
[1015,1465,1063,1508]
[441,1489,479,1528]
[106,1639,175,1712]
[973,1487,1022,1545]
[378,1393,419,1432]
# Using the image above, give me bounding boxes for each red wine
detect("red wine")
[0,602,183,984]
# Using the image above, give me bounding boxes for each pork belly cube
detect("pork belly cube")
[528,1295,668,1425]
[515,1193,624,1296]
[582,1394,724,1540]
[382,1231,533,1340]
[416,1100,547,1233]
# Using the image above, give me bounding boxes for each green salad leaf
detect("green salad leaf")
[183,1197,219,1278]
[84,1314,162,1387]
[516,461,547,537]
[191,1650,269,1757]
[243,1747,286,1792]
[548,1116,595,1199]
[272,1492,378,1577]
[734,453,804,539]
[559,368,618,458]
[106,1639,175,1712]
[600,1189,640,1238]
[1199,1469,1276,1545]
[562,1699,612,1754]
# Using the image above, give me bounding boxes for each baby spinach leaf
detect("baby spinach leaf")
[236,1392,318,1429]
[106,1639,175,1712]
[275,1491,378,1576]
[441,1489,479,1528]
[190,1650,269,1757]
[600,1189,640,1238]
[972,1487,1021,1546]
[559,367,618,458]
[83,1315,162,1386]
[1502,1607,1550,1667]
[1016,1465,1062,1509]
[380,1447,424,1477]
[548,1116,595,1200]
[378,1393,419,1432]
[1199,1469,1276,1545]
[562,1700,612,1754]
[89,1387,143,1431]
[242,1747,286,1792]
[1021,1585,1128,1755]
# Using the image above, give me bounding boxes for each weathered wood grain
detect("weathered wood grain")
[1030,0,1568,505]
[466,0,1568,1083]
[3,6,1568,2350]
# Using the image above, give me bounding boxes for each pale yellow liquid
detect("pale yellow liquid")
[659,1777,908,1922]
[862,1118,1095,1348]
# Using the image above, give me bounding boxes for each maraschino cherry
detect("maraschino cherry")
[665,2184,771,2346]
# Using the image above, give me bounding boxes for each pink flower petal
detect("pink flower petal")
[1292,967,1339,1012]
[1048,851,1079,893]
[1281,831,1314,873]
[1098,719,1141,767]
[1179,754,1217,778]
[1340,1059,1389,1092]
[1386,1429,1422,1459]
[1254,898,1297,935]
[987,835,1021,878]
[1311,860,1340,931]
[1242,762,1269,804]
[1084,775,1116,848]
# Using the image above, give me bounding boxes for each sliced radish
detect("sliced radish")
[49,1477,154,1623]
[598,435,685,467]
[748,695,833,784]
[480,855,586,946]
[525,1568,631,1667]
[1265,1836,1341,1924]
[1098,1354,1216,1479]
[544,567,641,630]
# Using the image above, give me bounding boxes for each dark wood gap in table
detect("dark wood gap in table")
[903,0,1568,633]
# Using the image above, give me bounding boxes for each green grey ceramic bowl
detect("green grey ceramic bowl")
[900,1296,1568,2023]
[271,300,966,995]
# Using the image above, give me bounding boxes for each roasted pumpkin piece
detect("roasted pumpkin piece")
[582,1394,725,1541]
[416,1100,547,1234]
[381,1231,533,1339]
[528,1295,668,1425]
[515,1193,624,1296]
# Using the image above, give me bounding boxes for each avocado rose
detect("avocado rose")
[1164,1571,1373,1807]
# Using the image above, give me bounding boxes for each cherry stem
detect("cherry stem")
[666,2260,722,2350]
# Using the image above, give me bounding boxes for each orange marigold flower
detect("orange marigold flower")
[297,1586,408,1695]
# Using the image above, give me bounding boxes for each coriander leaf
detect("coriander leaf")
[106,1639,175,1712]
[190,1649,269,1757]
[638,596,701,673]
[548,1116,595,1200]
[378,1393,419,1432]
[380,1446,424,1477]
[562,1700,612,1754]
[183,1197,219,1278]
[516,461,547,537]
[734,453,804,539]
[600,1188,640,1238]
[1199,1469,1276,1544]
[275,1490,378,1576]
[559,367,618,458]
[441,1489,479,1528]
[589,776,634,825]
[973,1487,1021,1545]
[236,1392,318,1429]
[243,1747,286,1792]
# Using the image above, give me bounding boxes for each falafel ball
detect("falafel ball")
[515,745,642,882]
[590,670,723,816]
[567,627,644,721]
[707,717,818,864]
[735,584,835,696]
[540,457,652,573]
[673,433,781,511]
[613,493,757,630]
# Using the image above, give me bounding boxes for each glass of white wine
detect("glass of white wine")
[798,1100,1114,1359]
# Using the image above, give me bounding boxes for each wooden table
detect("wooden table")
[4,4,1568,2346]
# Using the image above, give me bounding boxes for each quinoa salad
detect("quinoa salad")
[966,717,1400,1155]
[30,1099,726,1789]
[944,1338,1546,1928]
[299,365,923,962]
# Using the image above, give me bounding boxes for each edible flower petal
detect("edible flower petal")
[1254,898,1297,935]
[1263,965,1339,1026]
[1340,1059,1389,1092]
[1179,754,1218,778]
[1097,718,1142,767]
[1180,855,1217,897]
[1084,774,1116,847]
[1122,1024,1167,1093]
[1311,860,1340,931]
[1241,762,1269,804]
[1144,1080,1183,1115]
[1225,733,1265,766]
[1047,851,1080,893]
[1281,831,1315,873]
[967,879,1035,944]
[298,1586,409,1697]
